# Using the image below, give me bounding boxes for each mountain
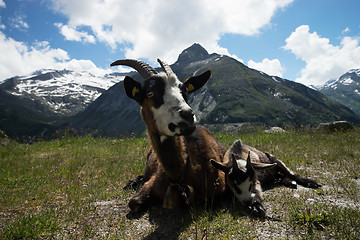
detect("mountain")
[1,44,359,138]
[319,69,360,116]
[0,69,124,138]
[68,44,359,136]
[1,69,124,116]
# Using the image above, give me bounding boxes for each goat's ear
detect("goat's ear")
[210,159,229,174]
[245,152,255,174]
[184,70,211,94]
[123,76,143,104]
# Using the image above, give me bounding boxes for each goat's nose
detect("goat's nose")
[180,109,195,123]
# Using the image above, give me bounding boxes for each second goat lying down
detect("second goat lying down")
[211,140,321,217]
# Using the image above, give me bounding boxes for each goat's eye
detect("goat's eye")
[147,92,154,98]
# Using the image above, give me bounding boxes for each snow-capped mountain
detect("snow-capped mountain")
[1,44,359,138]
[320,69,360,116]
[70,44,359,136]
[0,69,125,115]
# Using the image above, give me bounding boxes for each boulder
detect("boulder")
[264,127,286,134]
[317,121,354,132]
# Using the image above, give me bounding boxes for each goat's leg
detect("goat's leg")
[266,153,321,189]
[124,149,158,191]
[128,175,156,212]
[123,175,145,191]
[280,176,297,189]
[289,173,322,188]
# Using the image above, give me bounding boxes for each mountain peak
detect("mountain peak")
[177,43,209,63]
[348,68,360,75]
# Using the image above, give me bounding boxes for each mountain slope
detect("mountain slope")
[0,88,55,138]
[320,69,360,116]
[67,80,145,136]
[69,44,359,136]
[0,69,124,117]
[0,69,124,137]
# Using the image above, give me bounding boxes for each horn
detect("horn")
[157,59,174,76]
[110,59,158,80]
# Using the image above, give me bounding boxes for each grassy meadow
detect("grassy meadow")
[0,128,359,239]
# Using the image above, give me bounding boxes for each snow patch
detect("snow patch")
[340,77,354,85]
[272,76,280,83]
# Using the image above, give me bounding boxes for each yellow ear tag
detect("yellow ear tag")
[187,84,195,92]
[132,87,139,97]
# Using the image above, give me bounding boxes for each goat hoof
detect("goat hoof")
[128,196,149,213]
[307,180,322,189]
[251,202,266,218]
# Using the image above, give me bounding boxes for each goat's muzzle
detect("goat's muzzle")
[168,122,196,136]
[167,109,196,136]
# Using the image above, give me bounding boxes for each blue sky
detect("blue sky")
[0,0,359,87]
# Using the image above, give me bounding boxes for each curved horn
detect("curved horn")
[157,59,174,76]
[110,59,158,80]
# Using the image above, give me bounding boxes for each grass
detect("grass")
[1,128,360,239]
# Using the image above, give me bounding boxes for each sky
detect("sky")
[0,0,359,87]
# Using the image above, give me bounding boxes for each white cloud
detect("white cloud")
[0,0,5,8]
[10,16,29,31]
[248,58,283,77]
[0,16,5,30]
[342,27,350,35]
[0,32,110,80]
[49,0,293,64]
[55,23,96,44]
[283,25,360,86]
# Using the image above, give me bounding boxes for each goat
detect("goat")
[211,139,321,216]
[111,59,227,212]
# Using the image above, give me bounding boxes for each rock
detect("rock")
[264,127,286,133]
[0,130,10,146]
[317,121,354,132]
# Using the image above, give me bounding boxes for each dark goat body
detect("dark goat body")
[112,59,226,212]
[133,126,227,211]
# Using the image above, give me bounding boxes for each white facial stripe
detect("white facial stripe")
[232,178,252,202]
[231,159,253,203]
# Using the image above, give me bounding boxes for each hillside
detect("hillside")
[0,88,56,139]
[69,44,359,136]
[0,69,124,137]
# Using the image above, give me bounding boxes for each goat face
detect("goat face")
[111,59,210,136]
[211,153,275,216]
[212,154,256,203]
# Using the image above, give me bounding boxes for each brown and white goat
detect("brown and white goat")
[211,139,321,216]
[111,59,227,212]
